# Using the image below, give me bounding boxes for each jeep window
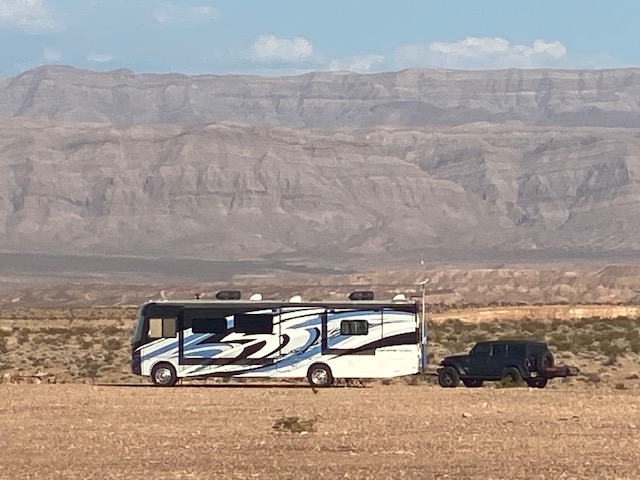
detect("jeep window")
[492,343,506,358]
[507,344,526,359]
[472,343,490,356]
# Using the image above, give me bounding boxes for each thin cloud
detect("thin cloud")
[327,37,570,73]
[153,5,218,25]
[0,0,61,33]
[87,53,116,63]
[329,54,385,73]
[395,37,568,69]
[251,35,313,61]
[42,46,62,63]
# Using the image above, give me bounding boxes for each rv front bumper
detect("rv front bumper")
[131,350,141,375]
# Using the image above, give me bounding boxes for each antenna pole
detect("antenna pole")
[420,281,427,377]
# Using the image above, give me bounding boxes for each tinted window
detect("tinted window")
[340,320,369,335]
[235,314,273,334]
[492,343,506,358]
[507,344,526,359]
[192,317,227,334]
[473,343,490,356]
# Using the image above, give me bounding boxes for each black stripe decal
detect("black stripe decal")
[326,331,419,357]
[261,334,291,358]
[237,341,267,359]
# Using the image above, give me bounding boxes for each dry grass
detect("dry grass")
[1,308,640,387]
[0,384,639,479]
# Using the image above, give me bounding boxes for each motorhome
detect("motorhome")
[131,291,425,387]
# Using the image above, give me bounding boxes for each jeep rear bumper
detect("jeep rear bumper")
[543,365,580,378]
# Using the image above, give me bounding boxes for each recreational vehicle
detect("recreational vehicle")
[131,291,426,387]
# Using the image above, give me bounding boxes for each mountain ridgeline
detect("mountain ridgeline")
[1,66,639,273]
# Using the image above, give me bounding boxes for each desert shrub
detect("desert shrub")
[78,357,101,378]
[272,416,316,433]
[599,342,626,359]
[26,355,44,367]
[73,325,96,336]
[451,319,466,335]
[0,337,7,354]
[102,325,123,336]
[548,333,573,352]
[15,328,30,344]
[584,373,602,383]
[41,327,73,336]
[101,337,122,351]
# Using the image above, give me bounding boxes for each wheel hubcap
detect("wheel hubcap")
[155,367,172,384]
[311,369,328,385]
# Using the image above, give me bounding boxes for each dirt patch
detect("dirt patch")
[0,384,639,479]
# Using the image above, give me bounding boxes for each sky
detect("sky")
[0,0,638,77]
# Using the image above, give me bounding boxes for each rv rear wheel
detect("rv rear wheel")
[151,363,178,387]
[307,364,334,388]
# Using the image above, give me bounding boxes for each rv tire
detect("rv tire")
[307,363,334,388]
[151,362,178,387]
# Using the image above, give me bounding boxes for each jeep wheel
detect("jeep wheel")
[438,367,460,388]
[526,377,548,389]
[502,367,523,385]
[463,379,483,388]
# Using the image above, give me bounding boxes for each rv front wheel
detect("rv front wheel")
[307,364,334,388]
[151,363,177,387]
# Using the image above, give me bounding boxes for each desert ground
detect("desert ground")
[1,384,639,479]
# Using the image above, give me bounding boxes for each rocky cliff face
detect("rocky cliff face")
[1,116,639,268]
[1,66,639,274]
[3,66,640,128]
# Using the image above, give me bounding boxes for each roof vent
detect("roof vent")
[349,291,374,301]
[392,293,406,302]
[289,295,302,303]
[215,290,241,300]
[249,293,263,301]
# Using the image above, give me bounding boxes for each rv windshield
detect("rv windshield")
[132,308,146,344]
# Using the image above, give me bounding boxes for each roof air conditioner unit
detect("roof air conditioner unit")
[349,291,374,301]
[216,290,241,300]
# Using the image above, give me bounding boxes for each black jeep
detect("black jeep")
[437,340,578,389]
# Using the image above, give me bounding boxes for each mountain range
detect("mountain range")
[1,66,639,280]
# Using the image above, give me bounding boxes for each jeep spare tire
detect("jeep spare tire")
[536,352,554,372]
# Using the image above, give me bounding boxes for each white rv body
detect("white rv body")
[131,298,423,386]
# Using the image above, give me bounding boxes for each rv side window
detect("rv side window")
[148,317,176,339]
[192,317,227,334]
[235,314,273,334]
[340,320,369,336]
